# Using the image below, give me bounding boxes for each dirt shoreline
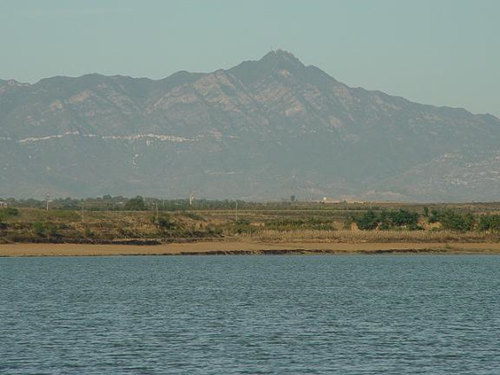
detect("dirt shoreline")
[1,241,500,257]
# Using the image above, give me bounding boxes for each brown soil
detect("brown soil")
[1,241,500,257]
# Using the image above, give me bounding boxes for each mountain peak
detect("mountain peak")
[259,49,304,69]
[229,49,305,83]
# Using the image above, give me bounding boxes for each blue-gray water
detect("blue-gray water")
[1,255,499,374]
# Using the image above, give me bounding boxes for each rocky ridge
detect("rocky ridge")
[1,50,499,201]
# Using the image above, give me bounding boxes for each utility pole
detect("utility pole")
[45,194,50,211]
[155,202,159,222]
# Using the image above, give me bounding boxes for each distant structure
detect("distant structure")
[45,194,51,211]
[0,201,7,208]
[320,197,365,204]
[321,197,338,204]
[189,193,195,206]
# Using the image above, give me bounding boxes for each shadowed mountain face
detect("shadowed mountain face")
[1,50,499,201]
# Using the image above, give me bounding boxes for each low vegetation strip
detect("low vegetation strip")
[0,199,499,246]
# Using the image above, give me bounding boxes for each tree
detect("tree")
[423,206,429,217]
[355,210,379,230]
[389,209,419,228]
[124,196,146,211]
[439,210,475,231]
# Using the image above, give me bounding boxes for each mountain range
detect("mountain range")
[1,50,499,201]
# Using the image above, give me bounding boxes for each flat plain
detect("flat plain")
[1,201,499,256]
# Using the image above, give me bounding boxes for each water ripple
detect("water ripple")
[1,255,499,374]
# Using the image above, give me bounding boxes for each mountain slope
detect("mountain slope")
[1,50,499,201]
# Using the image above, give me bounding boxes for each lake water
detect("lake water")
[1,255,499,374]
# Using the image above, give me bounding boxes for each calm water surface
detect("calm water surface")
[1,255,499,374]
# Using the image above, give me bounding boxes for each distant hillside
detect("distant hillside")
[1,50,499,201]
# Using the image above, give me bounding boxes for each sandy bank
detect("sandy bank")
[1,241,500,257]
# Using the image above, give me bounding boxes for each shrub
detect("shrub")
[439,210,475,232]
[388,209,419,228]
[355,210,379,230]
[233,218,255,234]
[236,218,251,225]
[207,226,223,237]
[429,210,440,223]
[264,217,331,231]
[0,207,19,220]
[343,217,354,229]
[158,215,176,230]
[84,226,94,238]
[357,209,420,230]
[32,222,46,236]
[478,215,500,232]
[32,221,60,238]
[182,211,204,220]
[46,224,60,238]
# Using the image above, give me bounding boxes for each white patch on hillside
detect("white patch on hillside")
[102,134,193,142]
[18,131,80,144]
[16,132,194,144]
[204,170,240,175]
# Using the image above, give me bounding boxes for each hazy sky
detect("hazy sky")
[1,0,499,116]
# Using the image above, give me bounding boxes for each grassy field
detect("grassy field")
[1,201,499,245]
